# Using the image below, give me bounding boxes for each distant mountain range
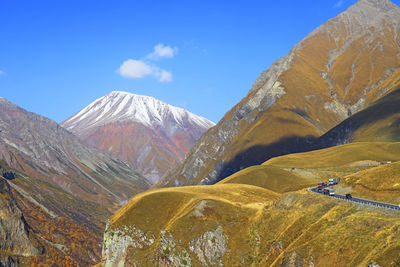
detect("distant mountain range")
[61,91,215,184]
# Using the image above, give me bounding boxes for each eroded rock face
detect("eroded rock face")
[0,178,38,257]
[189,226,226,267]
[158,231,192,267]
[102,224,155,266]
[102,225,227,266]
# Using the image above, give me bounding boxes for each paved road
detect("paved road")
[309,187,400,212]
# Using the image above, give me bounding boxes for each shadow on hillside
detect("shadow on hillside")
[215,88,400,183]
[215,135,318,182]
[318,88,400,147]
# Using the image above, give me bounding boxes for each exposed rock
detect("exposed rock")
[281,251,304,267]
[0,178,39,257]
[158,231,192,267]
[102,224,155,266]
[368,262,381,267]
[189,226,227,266]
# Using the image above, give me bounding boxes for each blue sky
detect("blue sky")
[1,0,396,123]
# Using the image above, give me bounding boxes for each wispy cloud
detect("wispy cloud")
[118,43,176,82]
[118,59,173,82]
[0,70,4,76]
[334,0,345,8]
[147,43,178,60]
[159,69,173,82]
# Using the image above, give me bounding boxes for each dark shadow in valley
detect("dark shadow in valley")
[215,135,318,183]
[318,88,400,148]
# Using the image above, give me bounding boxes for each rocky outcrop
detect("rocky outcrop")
[0,178,39,258]
[102,225,228,266]
[102,224,155,266]
[189,226,226,267]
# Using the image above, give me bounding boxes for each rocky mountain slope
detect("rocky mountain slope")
[0,97,150,265]
[159,0,400,187]
[101,141,400,266]
[62,91,215,184]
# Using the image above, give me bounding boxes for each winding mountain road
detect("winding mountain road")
[309,187,400,212]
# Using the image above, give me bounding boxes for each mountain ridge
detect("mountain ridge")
[158,0,400,187]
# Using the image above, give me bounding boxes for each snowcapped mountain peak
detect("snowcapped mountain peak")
[62,91,215,135]
[61,91,215,183]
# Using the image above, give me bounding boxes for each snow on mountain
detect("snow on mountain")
[61,91,215,184]
[62,91,215,135]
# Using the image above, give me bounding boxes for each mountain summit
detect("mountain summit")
[159,0,400,187]
[62,91,215,183]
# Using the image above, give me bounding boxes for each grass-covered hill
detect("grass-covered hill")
[102,183,400,266]
[101,142,400,266]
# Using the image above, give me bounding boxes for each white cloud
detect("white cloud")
[334,0,344,8]
[0,70,4,76]
[147,43,178,60]
[118,43,177,82]
[158,70,173,82]
[118,59,154,79]
[117,59,172,82]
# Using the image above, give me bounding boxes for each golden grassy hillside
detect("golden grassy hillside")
[264,142,400,169]
[261,142,400,204]
[103,141,400,266]
[218,165,317,193]
[110,184,280,231]
[339,161,400,204]
[103,185,400,266]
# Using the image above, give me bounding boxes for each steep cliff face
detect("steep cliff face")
[0,98,150,265]
[159,0,400,187]
[0,178,38,263]
[62,91,215,184]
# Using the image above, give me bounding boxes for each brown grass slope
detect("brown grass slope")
[218,165,317,193]
[262,142,400,204]
[215,142,400,204]
[159,0,400,187]
[103,186,400,266]
[103,141,400,265]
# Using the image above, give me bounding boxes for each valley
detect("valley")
[2,0,400,266]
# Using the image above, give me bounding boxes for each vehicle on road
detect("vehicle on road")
[329,178,340,185]
[323,188,335,196]
[345,194,352,199]
[318,181,328,187]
